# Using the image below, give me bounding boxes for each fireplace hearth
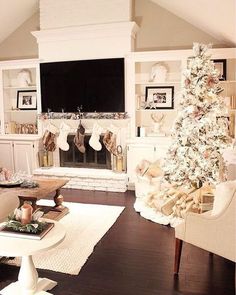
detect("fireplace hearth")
[60,135,111,169]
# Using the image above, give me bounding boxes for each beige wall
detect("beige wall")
[0,0,228,60]
[134,0,225,51]
[0,12,39,61]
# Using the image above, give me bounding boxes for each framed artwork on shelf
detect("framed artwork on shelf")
[213,59,227,81]
[17,90,37,110]
[145,86,174,109]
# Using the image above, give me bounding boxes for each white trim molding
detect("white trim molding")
[32,22,139,61]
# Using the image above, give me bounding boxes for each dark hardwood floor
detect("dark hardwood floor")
[0,189,235,295]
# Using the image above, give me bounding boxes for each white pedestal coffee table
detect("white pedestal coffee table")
[0,221,66,295]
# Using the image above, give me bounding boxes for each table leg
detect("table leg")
[18,255,38,294]
[53,189,66,212]
[0,255,57,295]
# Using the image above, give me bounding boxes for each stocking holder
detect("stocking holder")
[77,105,83,119]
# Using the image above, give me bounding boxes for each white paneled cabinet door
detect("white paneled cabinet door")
[0,141,14,171]
[127,144,155,184]
[13,141,34,174]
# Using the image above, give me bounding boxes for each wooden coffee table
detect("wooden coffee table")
[0,177,69,220]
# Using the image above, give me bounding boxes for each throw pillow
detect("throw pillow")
[211,180,236,216]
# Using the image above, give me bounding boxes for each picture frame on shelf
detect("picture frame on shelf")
[213,59,227,81]
[145,86,174,109]
[17,90,37,110]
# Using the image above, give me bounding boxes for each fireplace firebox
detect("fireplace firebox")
[60,135,111,169]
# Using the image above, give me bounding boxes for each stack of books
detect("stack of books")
[0,222,54,240]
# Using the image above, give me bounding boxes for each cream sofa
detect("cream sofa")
[0,192,19,223]
[0,192,19,259]
[174,180,236,274]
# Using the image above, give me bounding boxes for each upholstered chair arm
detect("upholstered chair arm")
[183,196,236,262]
[174,182,236,274]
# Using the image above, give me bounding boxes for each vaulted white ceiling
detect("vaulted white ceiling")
[0,0,38,43]
[0,0,235,46]
[151,0,236,46]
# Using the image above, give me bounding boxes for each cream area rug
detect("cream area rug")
[6,200,124,275]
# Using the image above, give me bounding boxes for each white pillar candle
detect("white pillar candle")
[21,203,33,225]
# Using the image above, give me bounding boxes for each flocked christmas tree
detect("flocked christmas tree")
[163,43,232,188]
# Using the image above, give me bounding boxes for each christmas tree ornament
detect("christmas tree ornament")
[57,122,71,151]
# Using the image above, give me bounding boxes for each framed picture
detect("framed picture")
[17,90,37,110]
[213,59,227,81]
[145,86,174,109]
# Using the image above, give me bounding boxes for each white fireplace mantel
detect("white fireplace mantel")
[32,21,139,61]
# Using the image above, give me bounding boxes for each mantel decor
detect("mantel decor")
[17,90,37,110]
[145,86,174,109]
[38,112,128,120]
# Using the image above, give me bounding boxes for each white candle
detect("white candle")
[21,203,33,225]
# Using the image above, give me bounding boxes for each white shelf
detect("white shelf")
[130,49,236,139]
[219,80,236,83]
[0,134,41,140]
[127,136,171,144]
[136,108,174,112]
[135,80,236,86]
[135,80,181,85]
[4,110,37,113]
[3,85,37,90]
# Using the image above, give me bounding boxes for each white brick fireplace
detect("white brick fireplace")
[35,118,130,192]
[32,1,138,192]
[34,167,128,192]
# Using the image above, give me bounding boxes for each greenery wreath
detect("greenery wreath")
[5,217,47,234]
[5,209,46,234]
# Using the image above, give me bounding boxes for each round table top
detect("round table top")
[0,220,66,257]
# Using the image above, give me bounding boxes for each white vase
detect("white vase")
[17,69,32,87]
[153,123,162,133]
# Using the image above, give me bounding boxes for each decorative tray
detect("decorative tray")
[0,180,23,188]
[0,221,54,240]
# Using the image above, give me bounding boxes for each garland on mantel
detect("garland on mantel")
[38,112,129,121]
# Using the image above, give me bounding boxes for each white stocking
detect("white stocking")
[89,122,103,151]
[57,122,71,151]
[47,122,58,135]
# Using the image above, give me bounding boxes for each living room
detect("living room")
[0,0,235,294]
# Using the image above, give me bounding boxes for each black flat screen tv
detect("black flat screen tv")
[40,58,125,113]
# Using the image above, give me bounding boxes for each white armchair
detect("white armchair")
[174,180,236,274]
[0,192,19,259]
[0,192,19,223]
